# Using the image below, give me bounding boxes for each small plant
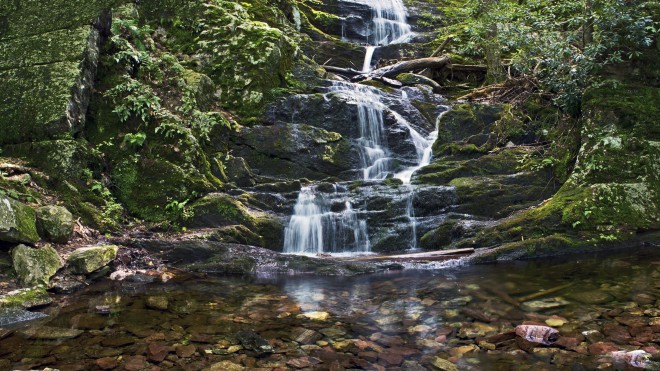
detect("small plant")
[123,132,147,150]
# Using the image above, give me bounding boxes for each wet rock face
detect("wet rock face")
[231,122,361,181]
[0,196,39,245]
[36,206,73,244]
[11,244,62,287]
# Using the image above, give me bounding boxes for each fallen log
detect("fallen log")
[371,56,451,78]
[323,65,364,76]
[343,248,474,262]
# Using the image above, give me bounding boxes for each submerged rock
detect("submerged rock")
[21,325,83,340]
[36,205,73,243]
[235,329,273,355]
[11,244,62,287]
[66,245,119,274]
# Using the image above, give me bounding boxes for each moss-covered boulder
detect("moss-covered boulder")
[431,104,505,156]
[112,158,216,222]
[0,196,39,244]
[66,245,119,274]
[36,206,74,244]
[11,244,63,287]
[0,286,52,309]
[186,193,256,229]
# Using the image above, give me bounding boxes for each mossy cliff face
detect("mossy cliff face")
[0,1,119,145]
[468,83,660,261]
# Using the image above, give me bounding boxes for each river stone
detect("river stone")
[11,244,63,287]
[0,286,52,309]
[568,290,614,305]
[36,205,73,243]
[66,245,119,274]
[208,361,244,371]
[21,325,83,339]
[430,356,458,371]
[0,195,39,244]
[522,297,570,311]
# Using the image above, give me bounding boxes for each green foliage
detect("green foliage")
[453,0,657,113]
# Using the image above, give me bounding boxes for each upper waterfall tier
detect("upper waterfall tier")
[340,0,412,46]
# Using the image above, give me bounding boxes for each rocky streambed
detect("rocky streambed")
[0,246,659,370]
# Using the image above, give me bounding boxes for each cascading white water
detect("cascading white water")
[362,46,377,72]
[355,0,412,46]
[283,186,370,254]
[328,82,391,180]
[394,108,448,184]
[285,0,419,255]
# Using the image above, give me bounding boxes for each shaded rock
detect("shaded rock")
[36,205,73,243]
[148,342,174,362]
[0,196,39,244]
[95,357,118,370]
[11,244,62,286]
[49,276,86,294]
[66,245,118,274]
[21,326,83,339]
[123,355,147,371]
[176,344,197,358]
[0,286,52,309]
[69,313,106,330]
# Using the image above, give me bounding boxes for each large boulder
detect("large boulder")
[0,196,39,244]
[66,245,119,274]
[36,205,74,243]
[11,244,63,287]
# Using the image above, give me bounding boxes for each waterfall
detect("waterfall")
[283,186,370,255]
[328,82,391,180]
[285,0,421,255]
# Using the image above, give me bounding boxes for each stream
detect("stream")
[1,247,658,370]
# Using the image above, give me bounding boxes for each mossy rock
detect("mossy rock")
[36,206,74,244]
[185,193,255,229]
[432,104,505,156]
[3,140,94,180]
[0,195,39,244]
[112,158,215,222]
[11,244,63,287]
[66,245,119,274]
[207,225,264,246]
[0,286,52,309]
[419,220,458,249]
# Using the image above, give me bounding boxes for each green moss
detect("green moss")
[0,286,51,309]
[112,158,214,222]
